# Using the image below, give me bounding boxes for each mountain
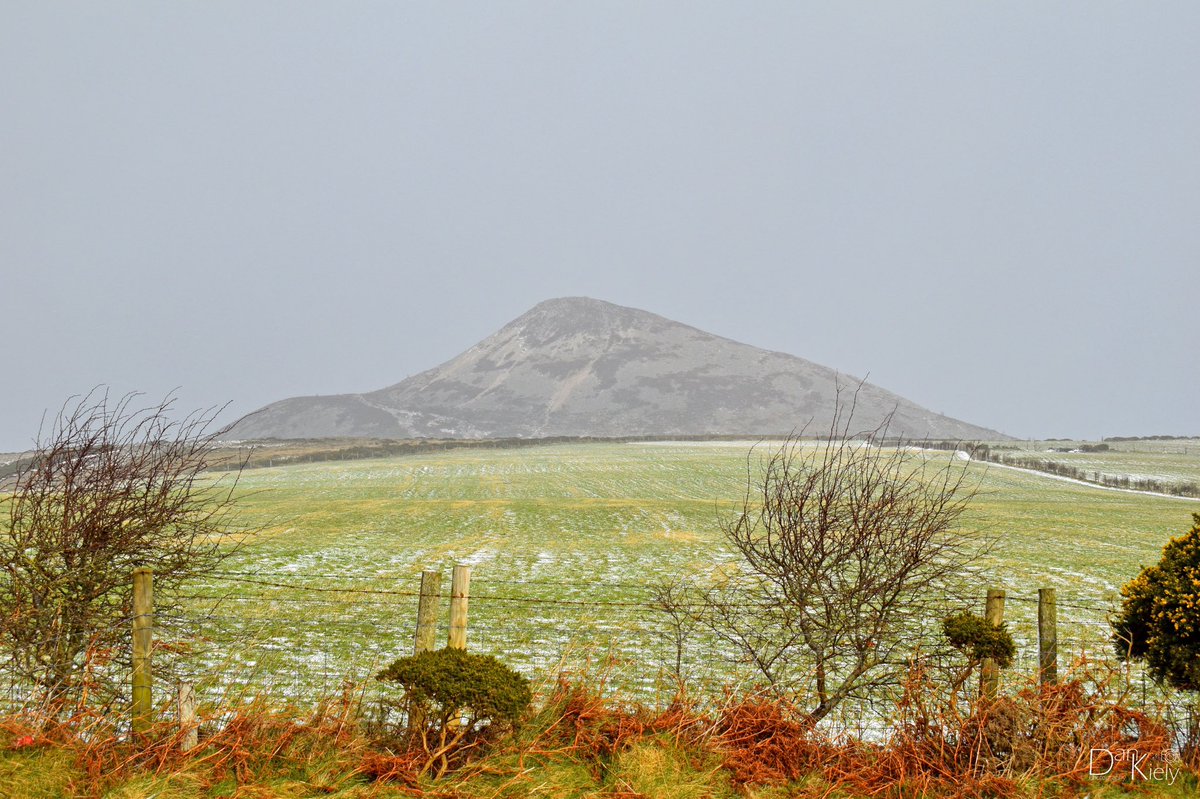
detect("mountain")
[226,297,1005,441]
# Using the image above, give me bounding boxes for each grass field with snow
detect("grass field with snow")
[145,440,1200,709]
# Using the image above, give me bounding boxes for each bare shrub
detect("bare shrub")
[701,396,985,724]
[0,390,252,705]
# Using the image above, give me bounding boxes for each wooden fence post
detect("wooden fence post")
[178,682,197,751]
[1038,588,1058,685]
[132,568,154,734]
[414,570,443,655]
[980,587,1005,700]
[408,569,444,735]
[448,564,471,650]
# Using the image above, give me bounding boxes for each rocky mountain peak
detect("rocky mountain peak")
[498,297,669,347]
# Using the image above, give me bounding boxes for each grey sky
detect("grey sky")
[2,3,1197,451]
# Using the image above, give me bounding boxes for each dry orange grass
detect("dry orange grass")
[0,658,1194,799]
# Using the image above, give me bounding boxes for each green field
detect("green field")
[143,440,1200,713]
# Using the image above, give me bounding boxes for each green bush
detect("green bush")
[376,647,532,777]
[942,612,1016,668]
[1112,513,1200,691]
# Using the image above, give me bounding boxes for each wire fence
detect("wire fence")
[0,568,1136,728]
[167,570,678,700]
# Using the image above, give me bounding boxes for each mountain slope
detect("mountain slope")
[228,297,1005,441]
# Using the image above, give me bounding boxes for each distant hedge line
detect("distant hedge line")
[921,440,1200,499]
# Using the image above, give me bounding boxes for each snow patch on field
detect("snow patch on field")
[459,549,496,567]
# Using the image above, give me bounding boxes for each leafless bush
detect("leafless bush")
[0,390,252,705]
[702,395,986,724]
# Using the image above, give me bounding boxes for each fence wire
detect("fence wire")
[1,568,1135,719]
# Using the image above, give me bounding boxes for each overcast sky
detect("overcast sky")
[2,3,1197,451]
